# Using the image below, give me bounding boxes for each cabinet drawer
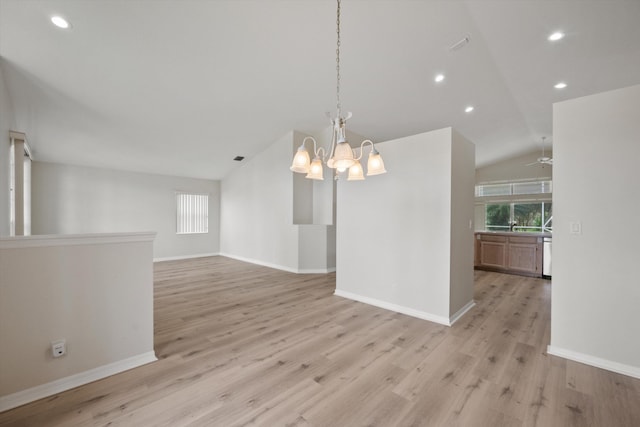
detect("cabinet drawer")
[479,235,507,243]
[509,235,539,244]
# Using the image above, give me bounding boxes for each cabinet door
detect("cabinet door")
[508,243,537,273]
[480,241,507,268]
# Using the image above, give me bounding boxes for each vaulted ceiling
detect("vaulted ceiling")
[1,0,639,180]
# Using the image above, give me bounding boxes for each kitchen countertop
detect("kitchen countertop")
[475,231,552,238]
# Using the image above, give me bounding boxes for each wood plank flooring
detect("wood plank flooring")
[2,256,640,426]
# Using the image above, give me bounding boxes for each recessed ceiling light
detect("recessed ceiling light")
[51,16,70,29]
[465,106,474,113]
[548,31,565,42]
[554,82,567,89]
[434,74,445,83]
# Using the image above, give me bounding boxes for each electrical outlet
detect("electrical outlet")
[52,340,66,358]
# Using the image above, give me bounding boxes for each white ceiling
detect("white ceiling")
[1,0,639,180]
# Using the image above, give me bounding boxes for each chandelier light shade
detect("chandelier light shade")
[347,162,365,181]
[289,0,386,181]
[290,146,311,174]
[366,149,387,176]
[331,141,356,170]
[306,157,324,180]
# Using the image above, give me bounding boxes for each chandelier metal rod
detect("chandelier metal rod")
[335,0,341,117]
[288,0,387,181]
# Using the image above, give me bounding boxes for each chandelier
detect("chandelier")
[290,0,387,181]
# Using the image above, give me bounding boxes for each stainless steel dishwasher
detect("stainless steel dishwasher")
[543,237,552,277]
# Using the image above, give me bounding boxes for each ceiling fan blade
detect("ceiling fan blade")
[525,162,538,166]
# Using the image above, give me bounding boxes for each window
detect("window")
[477,179,552,233]
[486,202,552,233]
[512,181,552,195]
[476,183,511,197]
[485,204,510,231]
[176,193,209,234]
[476,180,552,197]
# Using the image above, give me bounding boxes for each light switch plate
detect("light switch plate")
[569,221,582,234]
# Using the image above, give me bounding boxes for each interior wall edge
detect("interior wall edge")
[449,299,476,325]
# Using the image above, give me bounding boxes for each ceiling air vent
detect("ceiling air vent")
[449,34,471,52]
[233,156,245,161]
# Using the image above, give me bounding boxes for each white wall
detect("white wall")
[450,131,476,316]
[550,84,640,378]
[0,62,17,237]
[298,225,330,272]
[476,150,553,183]
[221,131,300,270]
[31,162,220,260]
[220,130,337,273]
[335,128,475,325]
[0,232,157,410]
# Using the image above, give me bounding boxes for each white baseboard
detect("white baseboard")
[449,300,476,325]
[153,252,219,262]
[0,351,157,412]
[219,253,335,274]
[298,267,337,274]
[333,289,452,326]
[547,345,640,380]
[219,253,298,273]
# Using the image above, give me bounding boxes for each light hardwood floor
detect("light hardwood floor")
[2,256,639,426]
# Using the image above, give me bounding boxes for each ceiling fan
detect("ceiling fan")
[527,136,553,166]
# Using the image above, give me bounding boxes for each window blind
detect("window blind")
[476,180,552,197]
[176,193,209,234]
[512,181,552,195]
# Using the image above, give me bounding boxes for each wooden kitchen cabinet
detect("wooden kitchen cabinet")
[477,234,507,269]
[475,232,545,277]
